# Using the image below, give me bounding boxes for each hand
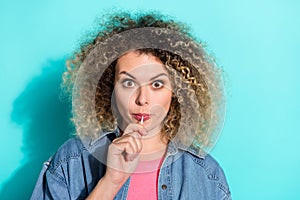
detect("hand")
[103,124,147,187]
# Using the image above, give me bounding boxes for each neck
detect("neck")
[139,128,168,161]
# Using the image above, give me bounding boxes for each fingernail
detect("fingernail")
[130,155,135,161]
[132,153,139,160]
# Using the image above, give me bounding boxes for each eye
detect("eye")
[122,79,136,88]
[151,80,164,89]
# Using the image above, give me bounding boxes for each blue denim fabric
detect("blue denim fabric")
[31,131,231,200]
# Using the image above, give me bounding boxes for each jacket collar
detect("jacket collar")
[87,128,206,159]
[167,139,206,159]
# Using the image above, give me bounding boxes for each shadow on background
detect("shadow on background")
[0,58,74,199]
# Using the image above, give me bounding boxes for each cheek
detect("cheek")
[155,91,172,112]
[164,93,173,110]
[114,88,135,113]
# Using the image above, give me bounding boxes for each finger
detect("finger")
[126,134,142,159]
[112,136,141,161]
[113,131,140,145]
[124,132,143,154]
[115,135,139,155]
[113,130,143,157]
[110,141,134,161]
[124,124,147,136]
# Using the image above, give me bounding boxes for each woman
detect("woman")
[31,11,231,199]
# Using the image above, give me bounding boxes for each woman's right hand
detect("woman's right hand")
[87,124,147,200]
[103,123,147,187]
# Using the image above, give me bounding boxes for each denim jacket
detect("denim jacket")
[31,130,231,200]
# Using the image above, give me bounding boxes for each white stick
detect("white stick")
[141,116,144,125]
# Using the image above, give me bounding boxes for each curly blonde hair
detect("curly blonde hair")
[62,11,225,153]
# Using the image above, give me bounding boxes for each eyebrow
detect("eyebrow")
[119,71,169,81]
[150,73,169,81]
[119,71,136,80]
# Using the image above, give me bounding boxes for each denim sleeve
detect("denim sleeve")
[215,166,232,200]
[31,158,70,200]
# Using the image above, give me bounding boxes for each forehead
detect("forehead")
[115,51,167,75]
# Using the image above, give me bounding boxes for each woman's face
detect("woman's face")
[113,51,172,134]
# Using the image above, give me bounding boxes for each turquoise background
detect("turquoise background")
[1,0,299,199]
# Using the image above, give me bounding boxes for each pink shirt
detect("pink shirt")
[127,157,164,200]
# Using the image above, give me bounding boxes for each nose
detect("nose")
[135,85,149,106]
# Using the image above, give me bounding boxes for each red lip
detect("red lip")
[132,113,151,121]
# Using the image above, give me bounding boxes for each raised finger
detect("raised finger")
[123,124,147,136]
[112,136,140,161]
